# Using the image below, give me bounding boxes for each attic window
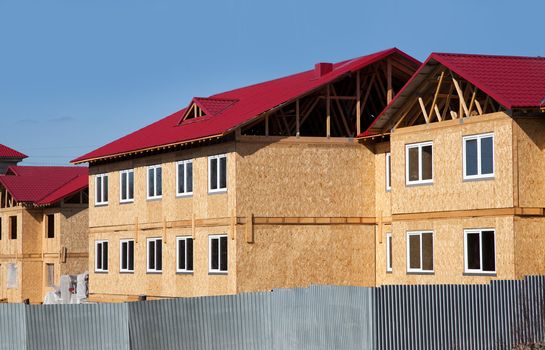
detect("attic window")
[179,98,239,124]
[184,103,206,120]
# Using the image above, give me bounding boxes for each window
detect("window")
[209,235,228,273]
[0,217,2,240]
[147,238,162,273]
[46,214,55,238]
[176,236,194,273]
[147,165,163,199]
[464,229,495,274]
[120,239,135,273]
[9,216,17,240]
[406,231,434,273]
[208,154,227,193]
[463,133,494,180]
[176,160,193,197]
[406,142,433,185]
[120,169,134,203]
[7,263,17,289]
[46,263,54,287]
[385,152,391,191]
[95,174,109,205]
[386,233,392,272]
[95,240,109,272]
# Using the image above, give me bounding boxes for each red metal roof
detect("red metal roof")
[0,166,88,206]
[358,52,545,138]
[72,48,419,163]
[0,144,27,159]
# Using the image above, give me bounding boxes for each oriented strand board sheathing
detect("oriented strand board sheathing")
[514,217,545,277]
[391,112,514,214]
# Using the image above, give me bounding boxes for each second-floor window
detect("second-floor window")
[95,240,108,272]
[386,152,391,191]
[407,231,434,273]
[95,174,109,205]
[147,165,162,199]
[406,142,433,185]
[120,239,134,273]
[176,160,193,196]
[9,216,17,240]
[147,238,163,273]
[120,169,134,203]
[209,154,227,193]
[46,214,55,238]
[463,133,494,180]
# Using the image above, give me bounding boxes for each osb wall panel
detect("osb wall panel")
[88,225,236,300]
[375,216,515,286]
[235,140,374,217]
[236,224,376,292]
[0,208,23,256]
[374,142,391,218]
[89,142,236,229]
[391,112,514,214]
[514,217,545,277]
[513,117,545,208]
[22,209,43,255]
[21,260,43,303]
[60,206,88,255]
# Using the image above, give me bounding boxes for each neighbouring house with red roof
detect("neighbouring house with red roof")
[72,48,420,301]
[0,144,28,174]
[73,48,545,302]
[0,161,89,303]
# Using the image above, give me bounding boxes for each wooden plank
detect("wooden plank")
[296,99,300,137]
[452,77,470,117]
[441,83,454,121]
[475,100,483,115]
[191,213,195,239]
[418,97,430,124]
[245,214,254,243]
[434,105,442,122]
[386,59,393,104]
[377,211,383,244]
[428,71,445,122]
[356,71,361,135]
[467,87,477,116]
[326,85,331,137]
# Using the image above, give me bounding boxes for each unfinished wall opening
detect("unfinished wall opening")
[64,188,89,205]
[240,56,417,138]
[46,263,54,287]
[9,216,17,240]
[46,214,55,239]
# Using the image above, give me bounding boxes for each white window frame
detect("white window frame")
[176,159,193,197]
[119,169,134,203]
[147,165,163,200]
[95,240,109,272]
[464,228,496,274]
[119,239,135,273]
[385,152,391,191]
[386,233,392,272]
[405,142,433,185]
[176,236,194,273]
[463,133,495,180]
[406,231,434,273]
[208,234,228,274]
[95,174,109,205]
[208,154,227,194]
[146,237,163,273]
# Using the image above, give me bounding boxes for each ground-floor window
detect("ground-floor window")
[95,240,109,272]
[209,235,228,273]
[46,263,55,287]
[464,229,495,274]
[7,263,17,289]
[406,231,434,273]
[120,239,135,273]
[386,233,392,272]
[176,236,194,273]
[147,238,163,273]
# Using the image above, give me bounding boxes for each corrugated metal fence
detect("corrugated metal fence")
[0,276,543,349]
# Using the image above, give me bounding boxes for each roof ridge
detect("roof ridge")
[433,52,545,61]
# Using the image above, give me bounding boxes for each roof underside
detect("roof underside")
[0,166,88,206]
[359,52,545,137]
[73,48,419,164]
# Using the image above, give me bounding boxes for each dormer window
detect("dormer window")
[178,97,239,124]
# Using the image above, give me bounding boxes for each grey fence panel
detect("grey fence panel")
[128,291,272,350]
[270,285,375,350]
[0,304,26,350]
[25,303,129,350]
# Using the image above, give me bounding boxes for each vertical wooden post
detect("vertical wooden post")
[326,85,331,138]
[296,99,300,137]
[265,115,269,136]
[386,59,393,104]
[356,71,361,135]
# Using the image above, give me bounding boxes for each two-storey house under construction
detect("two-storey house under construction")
[73,48,420,302]
[0,149,89,303]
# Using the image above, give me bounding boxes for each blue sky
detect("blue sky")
[1,0,543,165]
